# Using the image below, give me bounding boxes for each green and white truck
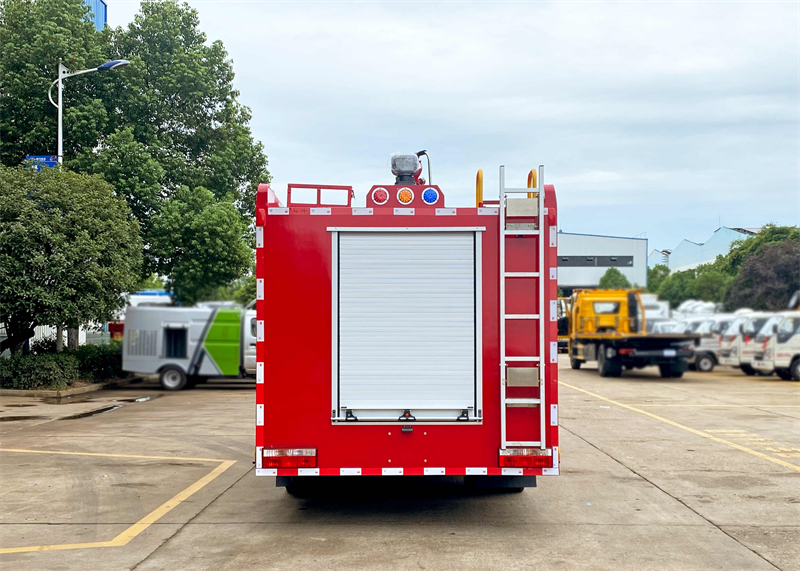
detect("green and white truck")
[122,304,258,390]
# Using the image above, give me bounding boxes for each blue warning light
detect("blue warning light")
[422,188,439,205]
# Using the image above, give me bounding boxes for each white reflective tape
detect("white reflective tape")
[382,468,403,476]
[255,227,264,249]
[550,341,558,363]
[352,208,372,215]
[256,468,277,476]
[256,362,264,384]
[436,208,456,216]
[478,208,498,216]
[501,467,523,476]
[298,468,320,476]
[256,404,264,426]
[549,267,557,280]
[549,226,557,247]
[268,207,289,215]
[256,278,264,300]
[424,467,445,476]
[257,320,264,342]
[543,207,549,215]
[466,467,487,476]
[550,299,557,322]
[393,208,414,215]
[542,467,559,476]
[311,207,331,215]
[551,404,558,426]
[340,468,361,476]
[553,446,559,469]
[256,446,263,469]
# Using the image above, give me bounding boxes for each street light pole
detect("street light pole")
[48,59,130,165]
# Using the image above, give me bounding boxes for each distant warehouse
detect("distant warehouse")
[557,232,648,295]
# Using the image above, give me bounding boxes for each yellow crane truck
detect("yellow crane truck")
[568,289,696,378]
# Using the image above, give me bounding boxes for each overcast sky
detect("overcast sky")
[108,1,799,252]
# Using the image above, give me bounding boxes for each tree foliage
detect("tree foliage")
[647,264,670,293]
[725,241,800,310]
[598,267,631,290]
[0,0,268,290]
[720,225,800,276]
[0,0,110,165]
[0,165,142,352]
[149,186,251,305]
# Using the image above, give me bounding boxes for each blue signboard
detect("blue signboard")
[25,155,58,170]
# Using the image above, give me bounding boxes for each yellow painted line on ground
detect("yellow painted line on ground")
[0,448,230,463]
[561,382,800,473]
[0,449,236,555]
[632,404,800,407]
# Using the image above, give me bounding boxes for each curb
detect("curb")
[0,377,143,398]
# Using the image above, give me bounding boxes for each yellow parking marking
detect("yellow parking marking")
[632,404,800,407]
[0,448,236,555]
[561,382,800,473]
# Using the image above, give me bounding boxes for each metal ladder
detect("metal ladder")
[499,165,546,450]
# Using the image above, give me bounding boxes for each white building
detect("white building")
[647,227,759,272]
[557,232,648,294]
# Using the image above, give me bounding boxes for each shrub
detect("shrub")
[0,352,80,390]
[29,336,59,355]
[70,340,123,381]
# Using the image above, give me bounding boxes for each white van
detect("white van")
[689,314,736,372]
[753,312,800,380]
[718,313,772,375]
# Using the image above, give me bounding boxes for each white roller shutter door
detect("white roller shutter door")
[337,231,477,414]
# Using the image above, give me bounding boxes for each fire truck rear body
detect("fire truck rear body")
[255,163,559,487]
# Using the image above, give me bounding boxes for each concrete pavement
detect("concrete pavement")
[0,363,797,570]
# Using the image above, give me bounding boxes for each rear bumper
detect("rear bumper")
[257,466,558,477]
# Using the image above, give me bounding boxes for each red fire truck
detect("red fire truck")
[254,154,559,492]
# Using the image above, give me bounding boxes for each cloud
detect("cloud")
[107,0,800,249]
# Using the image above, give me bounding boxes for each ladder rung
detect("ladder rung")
[506,398,541,407]
[504,272,539,277]
[504,356,541,362]
[504,441,541,447]
[503,188,539,194]
[504,314,539,319]
[503,229,539,235]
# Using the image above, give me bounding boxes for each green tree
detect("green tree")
[0,165,142,353]
[656,269,696,308]
[0,0,110,166]
[1,0,269,295]
[691,265,732,303]
[598,267,631,289]
[149,186,251,305]
[718,225,800,276]
[725,241,800,310]
[647,264,670,293]
[104,0,270,214]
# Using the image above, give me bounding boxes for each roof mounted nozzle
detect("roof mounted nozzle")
[391,153,420,184]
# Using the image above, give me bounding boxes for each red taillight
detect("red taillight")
[499,448,552,468]
[744,335,751,343]
[262,448,317,468]
[619,348,635,355]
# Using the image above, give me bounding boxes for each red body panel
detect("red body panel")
[255,181,559,477]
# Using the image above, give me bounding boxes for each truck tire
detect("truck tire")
[598,345,622,378]
[740,364,756,376]
[776,369,792,381]
[570,358,582,370]
[791,359,800,381]
[696,354,715,373]
[159,366,188,391]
